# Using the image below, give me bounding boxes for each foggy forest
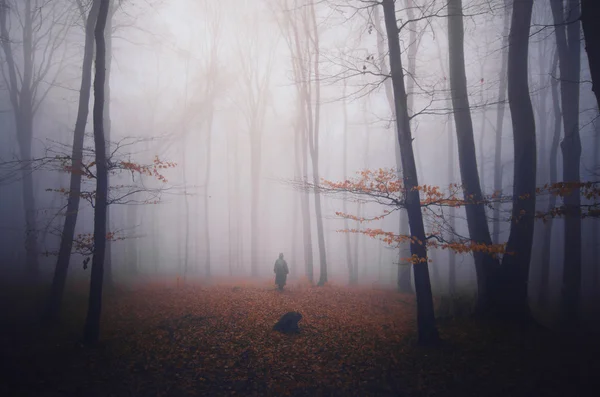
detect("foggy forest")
[1,0,600,395]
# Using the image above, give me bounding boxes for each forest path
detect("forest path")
[2,279,598,396]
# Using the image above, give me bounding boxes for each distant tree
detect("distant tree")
[304,1,328,286]
[235,4,276,277]
[0,0,76,279]
[275,0,317,283]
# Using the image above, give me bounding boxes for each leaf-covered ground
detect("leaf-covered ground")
[2,278,598,396]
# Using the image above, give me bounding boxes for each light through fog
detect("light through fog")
[2,0,600,394]
[0,0,598,315]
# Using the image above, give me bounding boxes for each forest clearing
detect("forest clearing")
[2,279,598,397]
[1,0,600,395]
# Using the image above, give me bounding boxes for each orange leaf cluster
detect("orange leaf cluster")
[120,155,176,183]
[322,168,402,195]
[339,228,510,257]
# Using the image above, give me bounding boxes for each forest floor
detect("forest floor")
[1,277,599,397]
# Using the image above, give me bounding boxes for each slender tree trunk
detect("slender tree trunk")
[581,0,600,109]
[203,108,214,277]
[405,0,424,180]
[592,110,599,298]
[535,37,550,185]
[126,203,138,276]
[342,81,355,285]
[493,1,510,245]
[181,53,191,282]
[234,124,242,273]
[478,75,487,192]
[305,2,327,287]
[83,0,110,345]
[103,0,114,288]
[290,190,298,279]
[0,0,40,279]
[374,5,412,293]
[382,0,438,346]
[448,112,457,295]
[46,0,100,322]
[498,0,536,320]
[227,123,234,277]
[538,53,560,308]
[447,0,498,314]
[250,131,261,277]
[551,0,582,327]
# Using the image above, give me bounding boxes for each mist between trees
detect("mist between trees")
[0,0,599,346]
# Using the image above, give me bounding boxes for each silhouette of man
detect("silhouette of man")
[273,253,289,291]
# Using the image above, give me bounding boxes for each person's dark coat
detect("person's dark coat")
[274,255,289,288]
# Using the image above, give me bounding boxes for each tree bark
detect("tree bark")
[203,107,214,277]
[550,0,582,327]
[83,0,110,346]
[0,0,40,279]
[581,0,600,109]
[46,0,100,322]
[493,1,510,245]
[289,8,314,282]
[305,2,328,287]
[447,0,498,314]
[498,0,536,320]
[103,0,114,288]
[538,53,560,308]
[342,80,355,285]
[382,0,438,346]
[374,5,412,293]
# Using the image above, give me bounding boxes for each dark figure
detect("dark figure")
[273,311,302,334]
[274,253,289,291]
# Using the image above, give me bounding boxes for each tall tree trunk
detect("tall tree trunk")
[306,2,328,287]
[382,0,438,346]
[203,108,214,277]
[447,110,457,295]
[234,123,242,273]
[181,52,191,282]
[493,1,510,245]
[46,0,100,322]
[498,0,536,320]
[250,130,261,277]
[126,202,138,276]
[0,0,40,279]
[592,110,599,298]
[342,80,355,285]
[227,123,234,277]
[581,0,600,109]
[374,5,412,293]
[478,75,487,192]
[83,0,110,345]
[434,33,458,296]
[538,53,560,308]
[550,0,582,327]
[447,0,498,314]
[535,34,550,185]
[405,0,424,180]
[103,0,114,288]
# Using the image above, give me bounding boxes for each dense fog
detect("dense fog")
[3,1,600,395]
[0,0,598,318]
